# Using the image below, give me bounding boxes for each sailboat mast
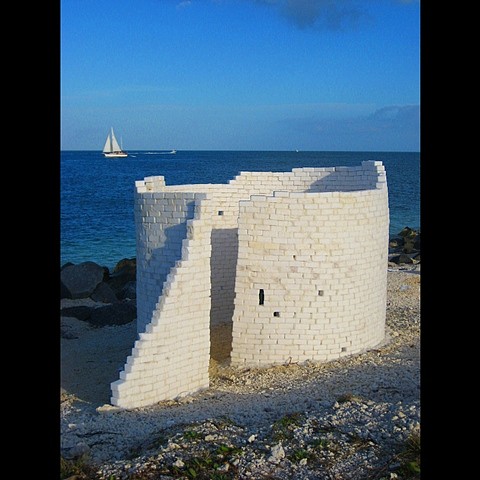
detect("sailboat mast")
[110,127,114,152]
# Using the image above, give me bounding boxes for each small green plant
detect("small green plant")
[181,453,222,479]
[184,430,202,440]
[215,444,242,457]
[288,448,311,462]
[310,437,330,450]
[60,454,96,479]
[272,412,304,441]
[398,429,420,478]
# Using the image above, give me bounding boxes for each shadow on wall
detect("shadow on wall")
[143,199,196,278]
[210,228,238,363]
[306,170,375,192]
[147,222,188,284]
[137,203,195,334]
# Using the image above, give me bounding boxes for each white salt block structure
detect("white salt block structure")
[111,161,389,408]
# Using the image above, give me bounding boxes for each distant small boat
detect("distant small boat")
[170,149,177,154]
[103,128,128,158]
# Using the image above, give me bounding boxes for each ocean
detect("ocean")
[61,150,420,270]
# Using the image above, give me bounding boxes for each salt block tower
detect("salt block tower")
[111,161,389,409]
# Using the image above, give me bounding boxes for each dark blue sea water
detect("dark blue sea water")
[61,151,420,269]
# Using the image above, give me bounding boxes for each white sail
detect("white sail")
[103,134,112,153]
[110,128,122,152]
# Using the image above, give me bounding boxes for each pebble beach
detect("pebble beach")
[61,264,420,479]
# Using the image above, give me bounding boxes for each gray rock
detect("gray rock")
[117,280,137,300]
[390,254,414,265]
[90,282,118,303]
[413,234,420,250]
[107,258,137,294]
[402,239,416,254]
[61,261,105,299]
[389,236,403,250]
[88,301,136,326]
[268,444,285,463]
[398,227,417,238]
[113,257,136,274]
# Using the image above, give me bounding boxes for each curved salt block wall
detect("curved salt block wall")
[230,187,389,366]
[110,161,388,408]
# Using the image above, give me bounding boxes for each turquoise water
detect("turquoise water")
[61,150,420,269]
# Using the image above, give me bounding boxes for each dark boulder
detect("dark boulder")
[398,226,418,239]
[113,258,136,275]
[117,280,137,300]
[102,266,110,281]
[390,228,420,255]
[60,305,93,321]
[60,261,105,299]
[390,253,414,265]
[90,282,118,304]
[60,281,71,299]
[107,258,137,295]
[413,234,420,250]
[389,236,403,249]
[402,229,420,254]
[402,238,416,254]
[88,301,137,327]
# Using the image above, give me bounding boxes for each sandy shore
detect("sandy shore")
[61,267,420,479]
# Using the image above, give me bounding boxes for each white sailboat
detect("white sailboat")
[103,127,128,158]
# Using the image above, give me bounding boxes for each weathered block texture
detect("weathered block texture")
[111,161,389,408]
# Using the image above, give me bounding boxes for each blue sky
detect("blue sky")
[61,0,420,151]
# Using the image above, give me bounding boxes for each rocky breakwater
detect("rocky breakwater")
[388,227,420,270]
[60,258,137,338]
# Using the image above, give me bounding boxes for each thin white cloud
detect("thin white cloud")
[177,0,192,9]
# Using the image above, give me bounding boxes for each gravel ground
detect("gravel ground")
[60,266,420,479]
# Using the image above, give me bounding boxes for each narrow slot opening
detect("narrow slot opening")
[318,290,324,296]
[259,289,264,305]
[273,311,280,317]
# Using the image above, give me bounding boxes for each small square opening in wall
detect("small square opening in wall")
[273,311,280,317]
[341,347,347,352]
[218,210,224,216]
[318,290,324,296]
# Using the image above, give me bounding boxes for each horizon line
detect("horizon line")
[61,149,421,153]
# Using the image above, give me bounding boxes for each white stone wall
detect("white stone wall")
[111,161,388,408]
[230,187,389,366]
